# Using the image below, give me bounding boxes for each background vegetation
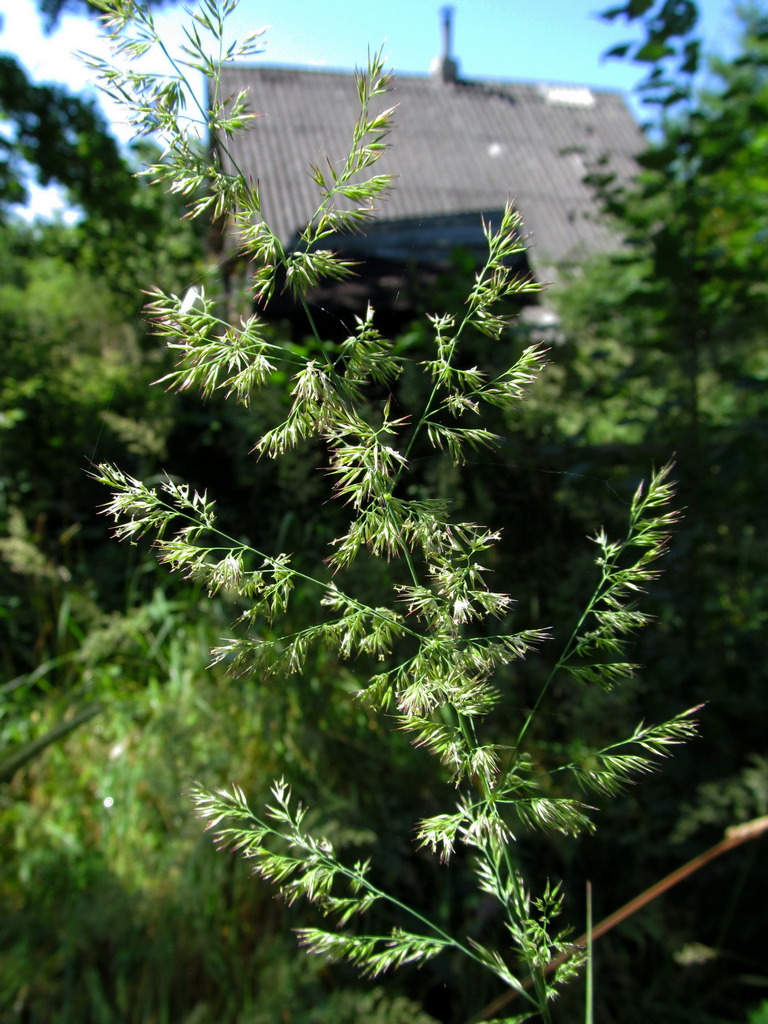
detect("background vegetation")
[2,1,768,1022]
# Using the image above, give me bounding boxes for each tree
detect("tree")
[1,0,180,218]
[35,0,179,33]
[0,54,130,215]
[527,5,768,1017]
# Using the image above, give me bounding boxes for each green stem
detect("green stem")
[330,858,541,1011]
[585,881,593,1024]
[516,554,618,750]
[113,490,425,644]
[246,802,542,1011]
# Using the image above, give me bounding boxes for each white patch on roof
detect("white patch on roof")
[565,151,587,175]
[540,85,596,108]
[488,141,504,158]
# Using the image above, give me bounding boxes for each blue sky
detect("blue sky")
[0,0,746,215]
[1,0,745,98]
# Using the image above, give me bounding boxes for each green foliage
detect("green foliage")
[82,4,698,1022]
[1,584,305,1023]
[0,62,205,680]
[0,79,218,1024]
[672,755,768,842]
[35,0,180,33]
[525,4,768,1019]
[1,538,452,1023]
[0,52,128,214]
[0,222,176,598]
[601,0,700,111]
[747,1001,768,1024]
[8,0,765,1020]
[1,8,206,311]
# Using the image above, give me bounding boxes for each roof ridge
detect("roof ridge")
[218,63,625,99]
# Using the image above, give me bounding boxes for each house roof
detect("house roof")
[215,64,643,272]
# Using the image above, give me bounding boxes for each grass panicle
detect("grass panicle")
[87,3,694,1019]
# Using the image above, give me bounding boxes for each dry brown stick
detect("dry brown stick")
[470,815,768,1023]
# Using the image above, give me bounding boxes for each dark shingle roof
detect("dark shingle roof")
[216,64,642,270]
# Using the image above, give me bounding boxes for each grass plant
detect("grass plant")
[77,2,700,1020]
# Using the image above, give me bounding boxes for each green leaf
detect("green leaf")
[0,705,102,782]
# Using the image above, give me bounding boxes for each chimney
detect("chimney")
[430,6,459,84]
